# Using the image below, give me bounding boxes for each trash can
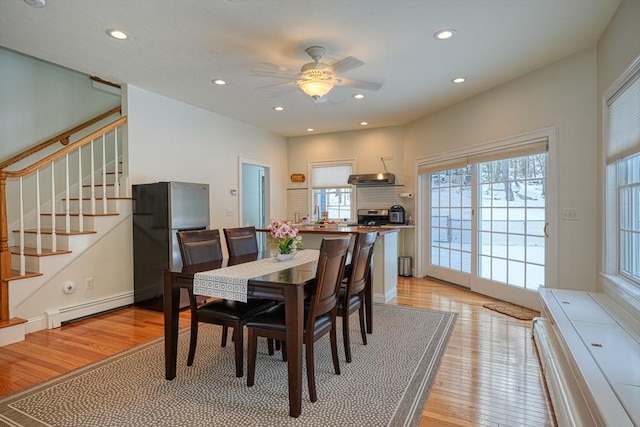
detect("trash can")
[398,256,412,277]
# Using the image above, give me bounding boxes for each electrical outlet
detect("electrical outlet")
[63,281,76,294]
[226,208,234,216]
[86,277,94,290]
[562,208,579,220]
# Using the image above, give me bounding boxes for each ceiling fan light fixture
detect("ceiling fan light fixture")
[298,79,334,98]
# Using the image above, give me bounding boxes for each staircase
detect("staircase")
[0,107,128,345]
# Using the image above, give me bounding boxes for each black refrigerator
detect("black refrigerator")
[132,181,210,311]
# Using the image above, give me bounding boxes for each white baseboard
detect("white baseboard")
[25,292,134,335]
[373,286,398,304]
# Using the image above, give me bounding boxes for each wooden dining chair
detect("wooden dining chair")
[337,230,377,363]
[246,235,352,402]
[177,229,276,377]
[223,226,259,257]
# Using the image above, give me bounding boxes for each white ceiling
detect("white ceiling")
[0,0,620,138]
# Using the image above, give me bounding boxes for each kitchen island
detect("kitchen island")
[257,225,399,303]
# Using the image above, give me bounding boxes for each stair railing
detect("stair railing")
[0,108,127,321]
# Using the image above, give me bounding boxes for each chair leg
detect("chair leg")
[267,338,274,356]
[358,303,367,345]
[247,328,257,387]
[234,325,244,378]
[187,316,199,366]
[330,321,341,376]
[306,340,317,403]
[275,340,281,351]
[221,325,229,347]
[342,312,352,363]
[281,341,287,362]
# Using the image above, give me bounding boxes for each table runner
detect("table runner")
[193,249,319,302]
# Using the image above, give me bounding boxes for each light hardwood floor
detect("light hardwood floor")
[0,276,555,426]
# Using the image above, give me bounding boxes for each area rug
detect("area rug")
[0,304,456,427]
[483,301,539,321]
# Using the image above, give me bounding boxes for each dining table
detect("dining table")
[162,249,373,418]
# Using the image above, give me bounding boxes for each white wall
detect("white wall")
[15,218,133,322]
[404,48,599,291]
[124,85,288,232]
[0,47,119,160]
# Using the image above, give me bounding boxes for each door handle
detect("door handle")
[544,222,549,238]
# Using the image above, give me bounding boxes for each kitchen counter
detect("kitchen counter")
[257,225,399,303]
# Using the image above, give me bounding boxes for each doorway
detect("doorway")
[240,159,270,250]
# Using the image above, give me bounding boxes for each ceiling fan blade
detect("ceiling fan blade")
[336,77,383,91]
[255,81,299,97]
[249,68,300,80]
[329,56,364,75]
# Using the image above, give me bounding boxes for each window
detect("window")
[605,57,640,290]
[309,160,355,222]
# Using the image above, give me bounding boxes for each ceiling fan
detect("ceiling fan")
[250,46,383,103]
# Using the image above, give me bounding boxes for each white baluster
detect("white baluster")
[51,161,56,252]
[102,134,107,213]
[65,153,70,233]
[90,139,96,214]
[36,169,42,254]
[78,145,83,232]
[113,126,120,198]
[19,177,25,275]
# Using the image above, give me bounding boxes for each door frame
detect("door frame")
[238,157,271,229]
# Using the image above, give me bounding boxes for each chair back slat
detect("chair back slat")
[224,226,259,257]
[308,236,352,321]
[176,229,223,266]
[346,231,377,297]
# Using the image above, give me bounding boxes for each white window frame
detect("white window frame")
[602,56,640,311]
[308,159,357,222]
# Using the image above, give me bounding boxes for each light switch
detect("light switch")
[562,208,579,220]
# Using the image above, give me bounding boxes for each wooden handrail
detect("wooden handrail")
[3,116,127,179]
[0,106,121,171]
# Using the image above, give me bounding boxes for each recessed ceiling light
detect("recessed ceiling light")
[451,77,466,84]
[106,28,128,40]
[212,79,226,85]
[434,29,456,40]
[273,106,284,111]
[353,93,365,99]
[306,128,314,132]
[360,121,368,126]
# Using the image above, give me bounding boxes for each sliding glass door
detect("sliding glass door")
[421,132,555,308]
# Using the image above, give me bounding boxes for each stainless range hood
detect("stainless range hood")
[348,173,396,186]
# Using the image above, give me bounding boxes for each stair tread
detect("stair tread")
[0,317,28,328]
[63,197,131,201]
[9,246,72,256]
[7,270,43,281]
[16,228,98,235]
[41,212,119,217]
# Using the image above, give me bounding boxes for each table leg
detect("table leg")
[365,258,373,334]
[283,286,304,418]
[163,271,180,380]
